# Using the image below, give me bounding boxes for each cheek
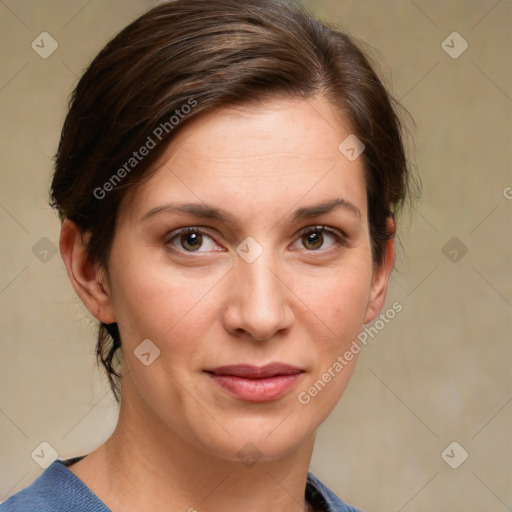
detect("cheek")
[106,258,222,416]
[297,259,373,338]
[294,257,373,407]
[108,256,222,349]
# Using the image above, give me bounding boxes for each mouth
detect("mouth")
[203,363,305,402]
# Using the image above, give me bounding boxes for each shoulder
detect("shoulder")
[306,472,363,512]
[0,459,110,512]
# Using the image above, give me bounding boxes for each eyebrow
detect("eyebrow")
[141,197,362,224]
[293,198,361,221]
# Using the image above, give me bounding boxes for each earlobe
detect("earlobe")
[59,219,116,324]
[363,219,396,324]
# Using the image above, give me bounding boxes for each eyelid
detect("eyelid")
[164,224,348,254]
[293,225,348,250]
[164,226,223,253]
[164,226,212,242]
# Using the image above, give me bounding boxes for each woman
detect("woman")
[1,0,412,510]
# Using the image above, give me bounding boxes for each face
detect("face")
[101,95,392,462]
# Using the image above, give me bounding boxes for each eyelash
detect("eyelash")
[296,226,347,251]
[165,225,347,254]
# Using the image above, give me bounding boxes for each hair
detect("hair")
[50,0,414,402]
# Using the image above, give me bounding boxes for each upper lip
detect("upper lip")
[204,363,304,379]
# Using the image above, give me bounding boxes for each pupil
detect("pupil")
[182,232,202,251]
[305,231,323,250]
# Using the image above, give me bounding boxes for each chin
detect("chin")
[191,417,314,465]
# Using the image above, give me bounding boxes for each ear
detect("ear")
[59,219,116,323]
[363,217,396,324]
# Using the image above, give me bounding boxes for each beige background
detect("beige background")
[0,1,511,511]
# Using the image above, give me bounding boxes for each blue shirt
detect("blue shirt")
[1,457,362,512]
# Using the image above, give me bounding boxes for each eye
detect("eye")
[166,227,220,253]
[292,226,344,251]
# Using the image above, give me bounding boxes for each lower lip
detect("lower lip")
[207,373,302,402]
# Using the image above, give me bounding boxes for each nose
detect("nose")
[222,247,294,342]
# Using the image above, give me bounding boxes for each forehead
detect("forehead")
[165,95,351,168]
[120,95,368,226]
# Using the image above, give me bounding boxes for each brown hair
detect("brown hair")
[50,0,413,402]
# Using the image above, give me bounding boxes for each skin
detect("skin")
[60,95,395,512]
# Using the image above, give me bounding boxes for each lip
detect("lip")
[204,364,304,402]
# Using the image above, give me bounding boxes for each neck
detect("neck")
[70,381,317,512]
